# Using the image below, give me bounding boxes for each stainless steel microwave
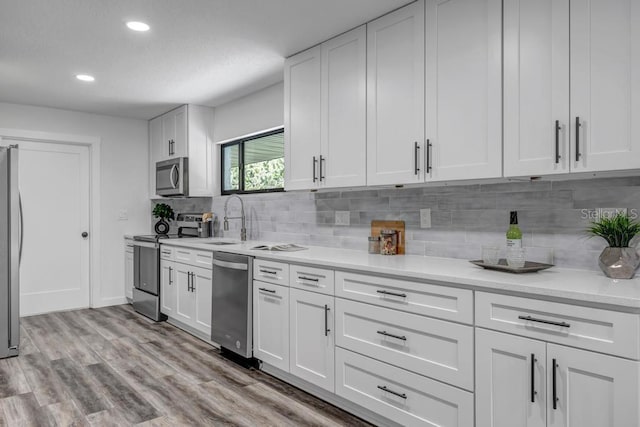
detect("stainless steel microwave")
[156,157,189,196]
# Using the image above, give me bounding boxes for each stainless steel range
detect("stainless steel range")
[131,213,212,321]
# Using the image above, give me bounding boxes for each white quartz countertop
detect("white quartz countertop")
[158,237,640,310]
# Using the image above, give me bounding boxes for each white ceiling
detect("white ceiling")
[0,0,413,120]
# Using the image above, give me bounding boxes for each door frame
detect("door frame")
[0,128,101,309]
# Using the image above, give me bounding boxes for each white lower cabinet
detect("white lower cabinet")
[336,347,474,427]
[160,260,176,316]
[124,239,134,301]
[476,327,640,427]
[289,288,334,392]
[253,281,289,372]
[160,246,213,338]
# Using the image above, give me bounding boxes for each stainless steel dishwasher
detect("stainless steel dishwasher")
[211,252,253,359]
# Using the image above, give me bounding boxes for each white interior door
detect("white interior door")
[3,139,90,316]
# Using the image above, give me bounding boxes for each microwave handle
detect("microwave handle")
[170,164,179,189]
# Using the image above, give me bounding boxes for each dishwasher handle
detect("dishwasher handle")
[213,258,248,271]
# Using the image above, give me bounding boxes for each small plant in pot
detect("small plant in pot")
[152,203,174,235]
[587,212,640,279]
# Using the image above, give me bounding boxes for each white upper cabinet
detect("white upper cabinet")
[149,104,213,197]
[284,46,321,191]
[570,0,640,172]
[366,1,425,186]
[425,0,502,181]
[285,26,367,191]
[503,0,570,177]
[321,26,367,188]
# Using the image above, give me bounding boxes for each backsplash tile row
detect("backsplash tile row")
[157,176,640,271]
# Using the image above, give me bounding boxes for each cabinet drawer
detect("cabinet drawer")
[253,259,289,286]
[290,264,334,295]
[336,348,473,427]
[335,271,473,324]
[336,298,474,391]
[173,247,213,269]
[160,246,173,260]
[476,292,640,359]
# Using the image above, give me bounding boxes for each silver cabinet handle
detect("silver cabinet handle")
[168,267,173,285]
[414,141,420,175]
[298,276,319,282]
[377,330,407,341]
[324,305,330,336]
[259,269,278,275]
[575,117,582,162]
[376,290,407,298]
[518,315,570,328]
[312,156,318,182]
[555,120,561,164]
[258,287,276,294]
[377,385,407,399]
[18,192,23,264]
[319,155,325,181]
[426,139,432,173]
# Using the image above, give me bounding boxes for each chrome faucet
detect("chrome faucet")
[223,195,247,241]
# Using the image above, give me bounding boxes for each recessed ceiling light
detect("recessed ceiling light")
[126,21,150,32]
[76,74,95,82]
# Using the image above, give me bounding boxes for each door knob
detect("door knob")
[82,232,89,238]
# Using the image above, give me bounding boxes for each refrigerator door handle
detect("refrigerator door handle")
[18,192,23,264]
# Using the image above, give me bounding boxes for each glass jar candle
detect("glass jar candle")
[380,229,398,255]
[368,236,381,254]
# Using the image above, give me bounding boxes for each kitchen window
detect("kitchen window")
[221,128,285,194]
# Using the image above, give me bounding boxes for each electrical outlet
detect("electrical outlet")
[335,211,350,226]
[420,208,431,228]
[118,210,128,221]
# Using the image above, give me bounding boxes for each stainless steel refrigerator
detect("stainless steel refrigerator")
[0,145,20,358]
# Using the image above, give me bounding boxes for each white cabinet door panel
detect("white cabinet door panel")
[366,1,425,186]
[253,282,289,372]
[426,0,502,181]
[193,265,212,335]
[289,288,334,392]
[284,46,322,190]
[570,0,640,171]
[476,328,547,427]
[547,344,640,427]
[160,261,176,316]
[321,25,367,188]
[503,0,570,176]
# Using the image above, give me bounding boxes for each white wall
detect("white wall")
[213,81,284,143]
[0,102,149,307]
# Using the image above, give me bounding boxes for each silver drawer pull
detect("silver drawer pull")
[258,287,276,294]
[298,276,319,282]
[376,290,407,298]
[377,385,407,399]
[518,315,570,328]
[259,269,278,275]
[377,330,407,341]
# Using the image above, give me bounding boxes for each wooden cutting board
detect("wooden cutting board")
[371,220,405,255]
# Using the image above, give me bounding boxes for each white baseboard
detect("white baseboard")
[93,296,129,308]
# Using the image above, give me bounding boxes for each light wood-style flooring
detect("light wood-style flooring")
[0,304,370,426]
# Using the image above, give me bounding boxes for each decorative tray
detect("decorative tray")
[469,259,554,274]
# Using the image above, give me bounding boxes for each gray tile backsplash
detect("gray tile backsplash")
[156,177,640,271]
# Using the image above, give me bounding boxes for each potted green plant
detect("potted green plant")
[587,212,640,279]
[152,203,174,235]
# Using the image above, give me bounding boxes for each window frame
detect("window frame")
[220,128,285,195]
